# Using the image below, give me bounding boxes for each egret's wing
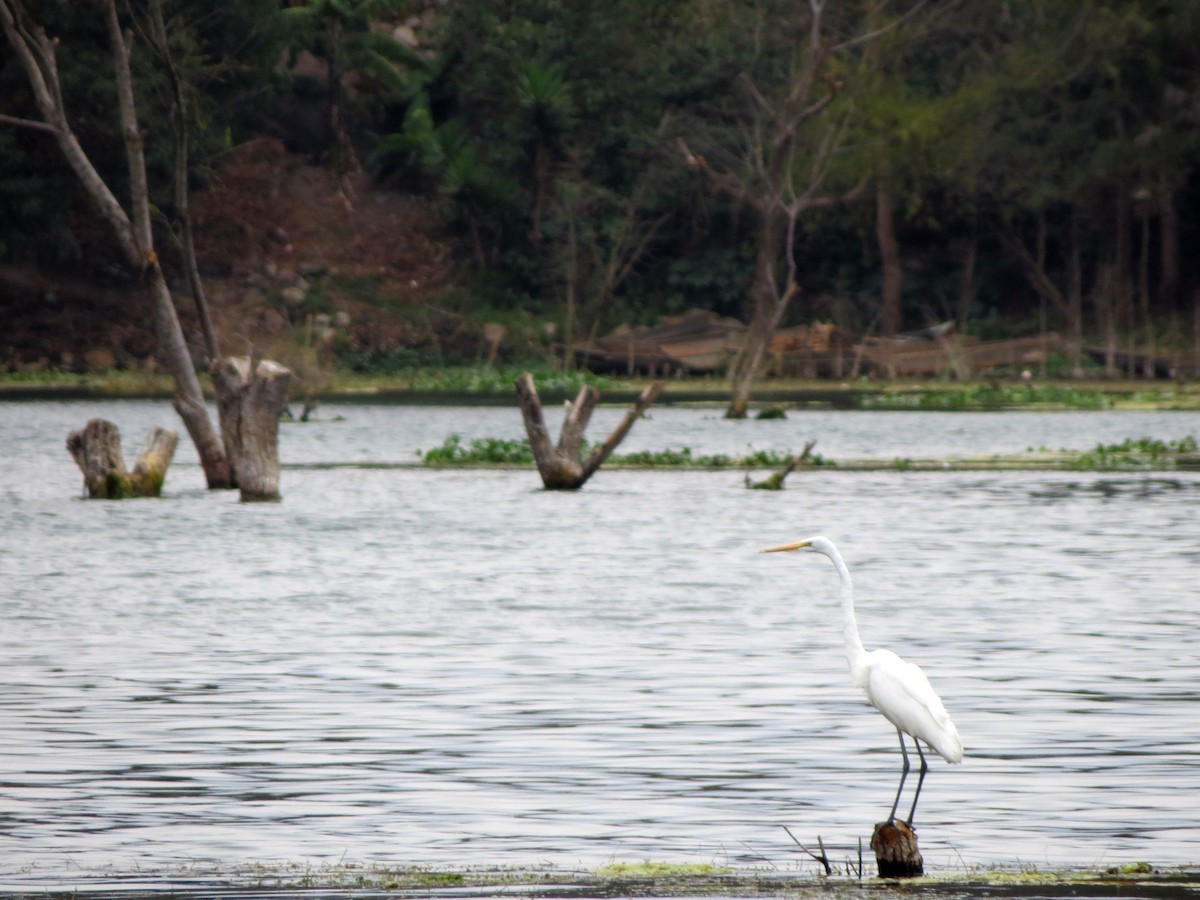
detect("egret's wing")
[863,649,963,762]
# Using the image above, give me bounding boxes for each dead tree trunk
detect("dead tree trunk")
[66,419,179,499]
[870,820,923,878]
[515,372,664,490]
[0,0,231,488]
[745,439,816,490]
[211,356,293,501]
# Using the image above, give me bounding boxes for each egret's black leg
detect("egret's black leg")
[888,728,911,824]
[905,739,929,827]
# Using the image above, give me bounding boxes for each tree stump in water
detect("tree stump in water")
[66,419,179,498]
[870,820,923,877]
[211,356,293,501]
[515,372,664,490]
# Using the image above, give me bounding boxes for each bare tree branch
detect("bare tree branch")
[833,0,934,52]
[0,111,58,133]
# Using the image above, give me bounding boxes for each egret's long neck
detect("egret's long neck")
[825,546,868,680]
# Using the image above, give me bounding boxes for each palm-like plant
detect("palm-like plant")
[279,0,426,178]
[515,60,574,246]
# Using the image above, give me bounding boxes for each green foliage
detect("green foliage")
[514,60,575,141]
[863,384,1112,411]
[420,435,831,469]
[1072,436,1198,470]
[278,0,424,91]
[339,363,623,390]
[4,0,1200,357]
[422,434,534,465]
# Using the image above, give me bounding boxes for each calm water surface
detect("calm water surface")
[1,400,1198,885]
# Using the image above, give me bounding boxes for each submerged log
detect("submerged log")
[515,372,664,490]
[66,419,179,498]
[746,439,817,490]
[870,820,923,878]
[211,356,294,501]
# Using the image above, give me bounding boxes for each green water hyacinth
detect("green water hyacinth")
[421,435,829,469]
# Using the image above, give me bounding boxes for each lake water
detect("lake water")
[2,399,1199,888]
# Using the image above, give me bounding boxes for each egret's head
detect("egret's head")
[762,535,829,555]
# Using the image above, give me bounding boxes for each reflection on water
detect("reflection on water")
[1,400,1199,884]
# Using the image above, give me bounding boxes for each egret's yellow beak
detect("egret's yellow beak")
[762,539,813,553]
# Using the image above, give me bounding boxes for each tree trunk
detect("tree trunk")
[727,282,798,420]
[1138,209,1154,378]
[1066,214,1084,377]
[956,231,977,335]
[727,319,771,420]
[0,0,231,489]
[746,439,816,490]
[131,426,180,496]
[145,262,231,487]
[870,820,923,878]
[876,182,903,337]
[515,372,663,490]
[147,0,218,364]
[729,208,786,418]
[1193,288,1200,378]
[1114,185,1135,377]
[1099,264,1118,377]
[211,357,294,501]
[516,375,590,488]
[327,23,359,191]
[580,381,665,481]
[1159,171,1179,311]
[66,418,178,499]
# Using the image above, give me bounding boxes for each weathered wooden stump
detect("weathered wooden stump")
[515,372,664,490]
[870,820,923,877]
[211,356,293,501]
[66,419,179,498]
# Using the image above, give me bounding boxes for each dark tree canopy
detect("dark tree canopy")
[3,0,1199,375]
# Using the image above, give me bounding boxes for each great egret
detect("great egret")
[764,535,962,827]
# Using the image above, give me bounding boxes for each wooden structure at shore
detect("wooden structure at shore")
[566,309,745,377]
[845,332,1061,378]
[567,311,1066,380]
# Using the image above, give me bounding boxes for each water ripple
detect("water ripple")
[1,401,1199,881]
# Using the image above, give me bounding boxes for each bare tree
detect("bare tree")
[140,0,219,364]
[1,0,231,486]
[678,0,931,418]
[515,373,663,490]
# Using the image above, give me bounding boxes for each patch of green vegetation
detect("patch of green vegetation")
[294,285,334,316]
[863,383,1111,410]
[231,860,536,892]
[612,446,709,467]
[1107,862,1154,875]
[421,437,832,469]
[1071,435,1198,470]
[755,405,788,419]
[422,434,535,465]
[0,368,175,394]
[336,364,626,392]
[326,271,388,302]
[0,368,83,384]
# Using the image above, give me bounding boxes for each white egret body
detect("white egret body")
[765,535,962,825]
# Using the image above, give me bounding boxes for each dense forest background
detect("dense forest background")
[2,0,1198,381]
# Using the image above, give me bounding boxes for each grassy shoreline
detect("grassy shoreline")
[5,861,1196,899]
[4,369,1200,410]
